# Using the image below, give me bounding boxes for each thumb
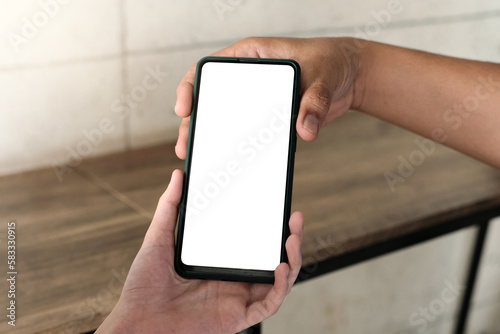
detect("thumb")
[143,169,184,249]
[297,82,333,141]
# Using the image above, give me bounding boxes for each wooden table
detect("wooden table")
[1,111,499,334]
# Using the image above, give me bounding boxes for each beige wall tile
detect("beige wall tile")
[0,59,124,178]
[368,15,500,61]
[0,0,121,68]
[123,0,500,52]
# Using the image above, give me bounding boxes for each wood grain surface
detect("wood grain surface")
[1,111,499,333]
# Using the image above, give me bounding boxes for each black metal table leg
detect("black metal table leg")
[453,220,490,334]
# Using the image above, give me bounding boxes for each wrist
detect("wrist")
[96,301,141,334]
[340,37,375,112]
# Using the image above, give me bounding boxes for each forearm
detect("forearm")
[352,40,500,167]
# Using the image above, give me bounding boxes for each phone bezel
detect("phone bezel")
[174,56,301,283]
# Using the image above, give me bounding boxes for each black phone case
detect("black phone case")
[174,56,301,283]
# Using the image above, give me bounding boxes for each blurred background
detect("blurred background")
[1,0,500,333]
[1,0,500,176]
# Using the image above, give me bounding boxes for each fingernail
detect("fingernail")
[303,114,319,134]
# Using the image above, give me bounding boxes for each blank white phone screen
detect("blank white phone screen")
[181,61,295,271]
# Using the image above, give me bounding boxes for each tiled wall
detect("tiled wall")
[1,0,499,176]
[1,1,499,333]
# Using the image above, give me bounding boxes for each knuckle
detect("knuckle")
[241,36,259,45]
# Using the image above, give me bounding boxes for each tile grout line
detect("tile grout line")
[0,53,120,72]
[74,167,154,221]
[2,9,500,72]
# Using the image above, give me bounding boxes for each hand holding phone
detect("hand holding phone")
[98,170,305,333]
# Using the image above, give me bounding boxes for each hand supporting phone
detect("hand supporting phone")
[175,56,301,283]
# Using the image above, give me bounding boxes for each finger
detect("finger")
[175,64,197,118]
[245,263,289,326]
[175,117,190,160]
[289,211,304,238]
[296,82,333,142]
[143,169,184,248]
[173,44,241,119]
[285,211,304,291]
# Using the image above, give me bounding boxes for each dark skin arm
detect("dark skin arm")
[175,37,500,167]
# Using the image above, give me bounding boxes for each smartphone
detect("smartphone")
[175,56,301,283]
